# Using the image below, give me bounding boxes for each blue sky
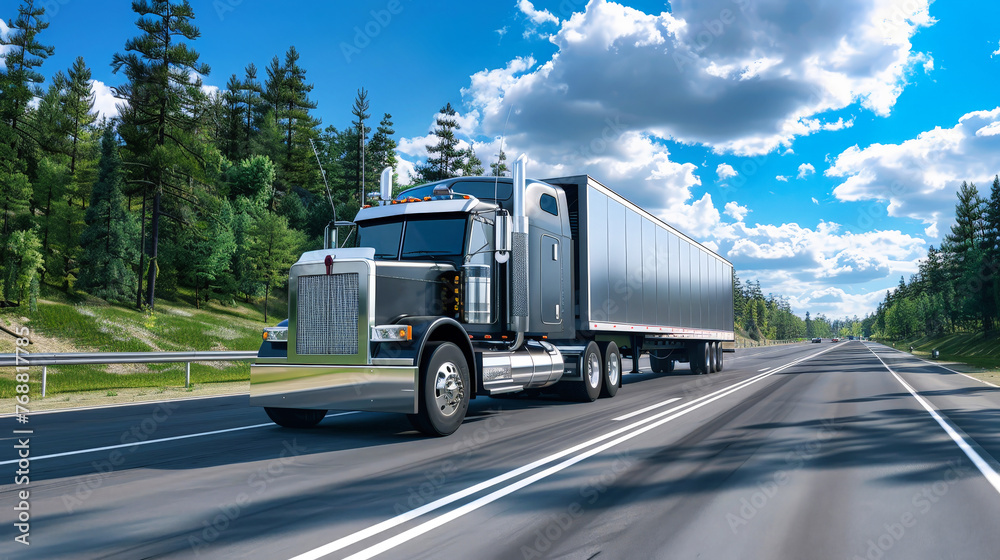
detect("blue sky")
[6,0,1000,319]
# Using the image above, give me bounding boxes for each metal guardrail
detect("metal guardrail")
[0,351,258,397]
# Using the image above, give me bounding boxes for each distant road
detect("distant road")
[4,342,1000,559]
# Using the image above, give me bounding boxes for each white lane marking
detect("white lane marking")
[866,346,1000,496]
[0,411,360,466]
[957,373,1000,388]
[612,398,681,421]
[289,344,841,560]
[758,367,771,372]
[0,392,248,418]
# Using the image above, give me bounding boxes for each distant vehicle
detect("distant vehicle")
[812,337,822,343]
[831,338,840,342]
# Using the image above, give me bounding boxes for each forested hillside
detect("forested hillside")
[0,0,489,316]
[871,179,1000,340]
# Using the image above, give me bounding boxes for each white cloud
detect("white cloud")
[776,175,789,182]
[716,163,737,181]
[724,200,749,221]
[797,163,816,179]
[518,0,559,26]
[811,197,819,205]
[993,40,1000,58]
[90,79,120,120]
[467,0,935,157]
[0,19,11,70]
[827,107,1000,236]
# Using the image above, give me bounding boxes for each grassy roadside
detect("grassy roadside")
[0,288,286,406]
[879,332,1000,386]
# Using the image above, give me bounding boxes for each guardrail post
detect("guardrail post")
[42,366,47,397]
[185,362,191,388]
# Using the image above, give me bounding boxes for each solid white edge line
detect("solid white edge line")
[866,346,1000,496]
[612,398,681,421]
[0,411,360,466]
[873,344,999,389]
[288,343,841,560]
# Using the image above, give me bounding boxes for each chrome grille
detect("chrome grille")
[296,273,359,355]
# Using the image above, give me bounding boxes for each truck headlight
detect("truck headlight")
[262,327,288,342]
[371,325,413,342]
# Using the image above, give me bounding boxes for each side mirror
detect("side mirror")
[495,209,512,264]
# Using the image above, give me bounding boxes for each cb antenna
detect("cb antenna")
[310,138,337,217]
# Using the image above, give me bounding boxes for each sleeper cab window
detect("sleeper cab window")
[540,193,558,216]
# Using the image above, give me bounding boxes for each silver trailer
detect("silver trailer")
[251,157,734,435]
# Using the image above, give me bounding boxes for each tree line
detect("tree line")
[733,276,867,341]
[871,178,1000,340]
[0,0,501,318]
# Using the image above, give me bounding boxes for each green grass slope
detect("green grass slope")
[0,291,286,399]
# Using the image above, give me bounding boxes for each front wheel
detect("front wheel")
[563,341,603,402]
[264,407,327,429]
[598,341,621,398]
[408,342,470,437]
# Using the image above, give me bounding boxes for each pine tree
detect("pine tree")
[0,0,55,155]
[248,211,304,322]
[490,148,508,177]
[418,103,462,183]
[112,0,211,310]
[77,129,139,302]
[458,146,484,176]
[984,176,1000,331]
[347,88,371,203]
[368,112,397,183]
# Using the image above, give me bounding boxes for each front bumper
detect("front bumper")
[250,362,418,414]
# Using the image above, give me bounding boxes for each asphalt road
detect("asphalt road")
[3,341,1000,560]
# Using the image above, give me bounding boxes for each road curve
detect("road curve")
[3,341,1000,560]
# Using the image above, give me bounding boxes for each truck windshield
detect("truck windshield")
[357,216,467,261]
[400,217,466,260]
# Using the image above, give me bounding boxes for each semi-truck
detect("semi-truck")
[250,155,735,436]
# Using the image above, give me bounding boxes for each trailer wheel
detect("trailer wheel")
[650,352,675,374]
[408,342,470,437]
[264,407,327,429]
[709,342,719,373]
[715,343,724,372]
[690,342,710,375]
[598,341,621,398]
[564,341,603,402]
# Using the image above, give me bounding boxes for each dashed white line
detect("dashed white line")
[613,398,682,421]
[288,344,841,560]
[758,367,771,372]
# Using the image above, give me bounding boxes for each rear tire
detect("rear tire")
[709,342,719,373]
[264,407,327,429]
[715,342,725,372]
[690,342,710,375]
[407,342,470,437]
[598,341,620,398]
[564,341,603,402]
